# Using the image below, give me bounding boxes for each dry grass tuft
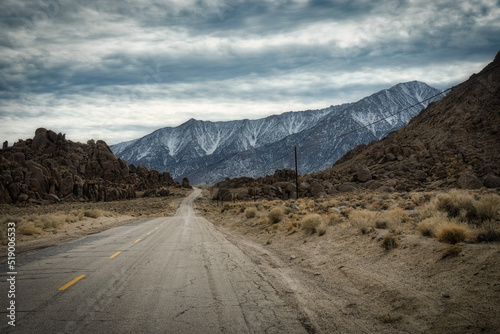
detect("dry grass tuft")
[381,235,398,250]
[435,222,471,244]
[378,207,408,232]
[442,244,463,259]
[268,207,285,224]
[244,207,258,219]
[477,221,500,242]
[475,193,500,222]
[17,222,42,236]
[301,214,324,235]
[286,220,298,232]
[417,213,449,237]
[349,210,377,234]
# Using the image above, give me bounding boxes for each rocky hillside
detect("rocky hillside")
[113,81,441,184]
[213,51,500,200]
[0,128,181,204]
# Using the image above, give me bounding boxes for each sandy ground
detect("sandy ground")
[0,188,189,256]
[195,194,500,334]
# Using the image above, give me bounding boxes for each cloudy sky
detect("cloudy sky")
[1,0,499,145]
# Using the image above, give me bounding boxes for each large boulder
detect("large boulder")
[483,174,500,188]
[356,165,372,182]
[456,173,483,189]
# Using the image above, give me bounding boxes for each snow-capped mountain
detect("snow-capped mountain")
[111,81,443,184]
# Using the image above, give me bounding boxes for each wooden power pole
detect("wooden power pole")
[294,146,299,199]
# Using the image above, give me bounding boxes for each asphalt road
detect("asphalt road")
[1,188,308,334]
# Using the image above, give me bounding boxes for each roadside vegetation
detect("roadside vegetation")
[0,189,189,246]
[196,188,500,247]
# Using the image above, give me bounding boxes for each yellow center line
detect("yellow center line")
[155,227,159,230]
[147,232,152,235]
[59,275,86,291]
[109,251,121,259]
[134,238,141,243]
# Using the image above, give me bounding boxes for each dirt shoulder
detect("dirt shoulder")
[1,188,190,256]
[195,190,500,334]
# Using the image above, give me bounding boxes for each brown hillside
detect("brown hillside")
[316,50,500,192]
[0,128,181,204]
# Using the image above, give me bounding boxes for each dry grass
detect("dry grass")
[268,207,285,224]
[442,244,463,259]
[244,207,258,219]
[435,222,472,244]
[381,235,398,250]
[378,207,408,232]
[427,190,500,224]
[301,214,324,235]
[349,209,377,234]
[475,193,500,222]
[477,221,500,242]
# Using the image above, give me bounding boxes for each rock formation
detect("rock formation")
[0,129,179,204]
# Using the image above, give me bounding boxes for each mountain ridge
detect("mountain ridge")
[112,80,442,184]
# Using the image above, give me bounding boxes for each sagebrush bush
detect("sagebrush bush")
[442,244,463,259]
[268,207,284,224]
[349,210,377,234]
[301,214,323,234]
[17,222,42,236]
[41,215,65,229]
[244,207,258,219]
[435,222,471,244]
[381,235,398,250]
[417,213,448,237]
[286,220,298,232]
[474,193,500,222]
[84,210,102,219]
[477,221,500,242]
[434,190,477,221]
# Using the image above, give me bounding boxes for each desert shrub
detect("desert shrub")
[434,190,477,222]
[349,210,377,234]
[381,235,398,250]
[417,213,448,237]
[376,207,407,231]
[442,244,463,259]
[301,214,323,234]
[286,220,298,232]
[84,210,102,219]
[17,222,42,236]
[474,193,500,222]
[41,215,65,229]
[327,212,342,225]
[477,221,500,242]
[317,224,327,236]
[435,222,471,244]
[221,203,231,213]
[258,217,269,225]
[268,207,284,224]
[244,207,258,219]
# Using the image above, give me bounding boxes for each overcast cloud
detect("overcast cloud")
[1,0,499,144]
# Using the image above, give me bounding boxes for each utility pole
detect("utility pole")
[294,146,299,199]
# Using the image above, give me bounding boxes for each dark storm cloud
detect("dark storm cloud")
[0,0,499,144]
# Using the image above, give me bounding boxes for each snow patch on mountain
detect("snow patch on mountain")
[111,81,443,184]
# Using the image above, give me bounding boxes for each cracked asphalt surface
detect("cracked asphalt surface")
[0,188,308,333]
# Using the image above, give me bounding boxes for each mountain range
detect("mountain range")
[111,81,443,184]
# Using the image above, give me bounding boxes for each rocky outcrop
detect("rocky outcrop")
[0,128,179,204]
